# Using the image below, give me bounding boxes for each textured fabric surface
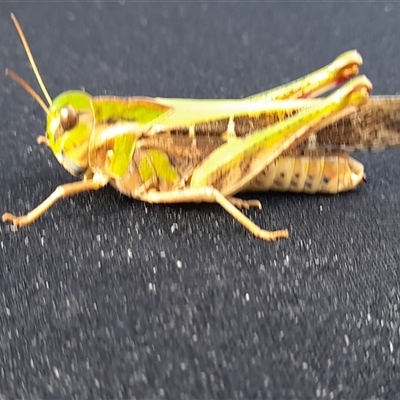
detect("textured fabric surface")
[1,3,400,398]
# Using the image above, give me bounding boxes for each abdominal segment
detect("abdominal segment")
[244,153,365,194]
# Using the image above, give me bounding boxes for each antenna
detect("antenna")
[10,13,52,106]
[6,69,49,113]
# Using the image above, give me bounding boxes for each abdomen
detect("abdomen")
[244,153,365,194]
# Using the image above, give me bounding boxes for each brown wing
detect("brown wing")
[292,97,400,154]
[137,96,400,176]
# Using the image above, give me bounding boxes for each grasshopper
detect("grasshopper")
[3,14,400,241]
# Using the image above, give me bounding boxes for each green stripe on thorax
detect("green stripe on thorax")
[92,96,172,125]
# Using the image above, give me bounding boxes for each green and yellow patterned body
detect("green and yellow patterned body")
[65,95,400,199]
[3,19,400,241]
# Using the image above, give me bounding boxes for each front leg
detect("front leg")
[136,188,288,241]
[2,179,108,226]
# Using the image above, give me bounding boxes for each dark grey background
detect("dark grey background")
[1,2,400,399]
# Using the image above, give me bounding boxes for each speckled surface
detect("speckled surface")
[1,2,400,399]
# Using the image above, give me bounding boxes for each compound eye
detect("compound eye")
[60,105,79,131]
